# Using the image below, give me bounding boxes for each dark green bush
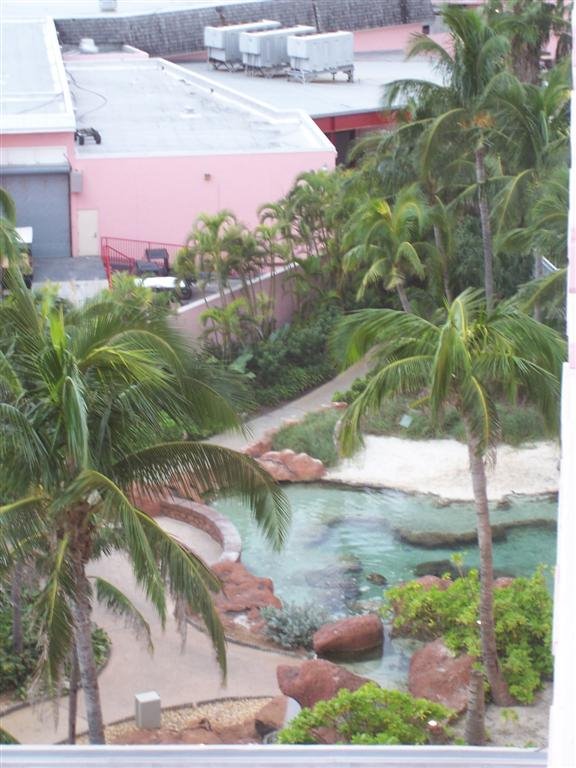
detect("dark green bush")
[385,569,553,703]
[0,727,19,745]
[0,588,111,699]
[261,602,328,649]
[277,683,453,744]
[246,309,340,406]
[271,410,341,466]
[331,380,548,447]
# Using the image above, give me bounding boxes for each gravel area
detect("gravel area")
[78,697,273,744]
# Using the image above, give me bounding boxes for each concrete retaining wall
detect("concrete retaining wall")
[55,0,434,58]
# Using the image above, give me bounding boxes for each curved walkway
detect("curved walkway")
[1,364,366,744]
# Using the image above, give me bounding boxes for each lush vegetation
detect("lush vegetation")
[241,309,340,407]
[385,570,553,704]
[261,602,328,649]
[271,410,341,466]
[1,0,570,746]
[333,377,548,446]
[277,683,453,744]
[0,588,110,699]
[0,272,289,744]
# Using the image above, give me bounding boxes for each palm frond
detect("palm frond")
[110,443,291,551]
[92,577,154,652]
[31,536,75,695]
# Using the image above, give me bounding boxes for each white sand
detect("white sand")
[327,436,560,501]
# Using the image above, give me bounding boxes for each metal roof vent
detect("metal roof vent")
[79,38,99,54]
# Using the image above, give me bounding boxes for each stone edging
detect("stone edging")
[157,495,242,563]
[185,613,305,658]
[61,696,277,744]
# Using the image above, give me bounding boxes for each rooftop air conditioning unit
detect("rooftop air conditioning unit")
[287,31,354,82]
[239,26,316,75]
[204,20,281,70]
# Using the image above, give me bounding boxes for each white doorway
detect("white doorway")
[77,209,99,257]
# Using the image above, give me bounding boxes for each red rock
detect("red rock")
[414,575,451,591]
[313,614,384,655]
[257,450,325,482]
[409,639,473,713]
[309,726,340,744]
[211,561,281,614]
[277,659,372,709]
[243,432,275,458]
[494,577,515,589]
[254,696,289,737]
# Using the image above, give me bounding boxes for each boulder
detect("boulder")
[494,576,515,589]
[254,696,290,737]
[277,659,372,709]
[257,450,325,482]
[304,564,361,612]
[413,575,452,591]
[243,431,276,458]
[313,615,384,656]
[366,572,388,586]
[409,638,473,713]
[211,561,281,616]
[395,525,508,548]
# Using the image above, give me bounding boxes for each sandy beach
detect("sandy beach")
[327,436,560,501]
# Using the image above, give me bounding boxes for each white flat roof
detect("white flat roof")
[0,0,260,19]
[66,58,333,156]
[183,51,443,118]
[0,18,76,133]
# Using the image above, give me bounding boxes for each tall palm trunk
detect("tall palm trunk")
[396,282,413,313]
[11,560,23,654]
[533,248,544,322]
[474,145,495,309]
[433,224,452,303]
[465,428,514,705]
[68,647,79,744]
[70,560,105,744]
[464,667,486,745]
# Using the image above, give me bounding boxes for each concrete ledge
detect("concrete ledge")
[158,496,242,563]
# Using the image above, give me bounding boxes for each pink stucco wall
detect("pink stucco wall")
[2,132,334,258]
[171,266,297,342]
[71,150,335,255]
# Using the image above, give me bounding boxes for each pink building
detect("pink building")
[0,18,335,277]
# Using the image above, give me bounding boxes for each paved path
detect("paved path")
[212,360,367,450]
[1,364,367,744]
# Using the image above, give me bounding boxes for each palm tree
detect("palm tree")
[491,64,570,312]
[176,211,238,306]
[1,188,23,299]
[333,289,564,704]
[384,6,511,308]
[0,273,290,743]
[343,185,428,312]
[487,0,570,84]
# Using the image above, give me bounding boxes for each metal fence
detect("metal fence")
[100,237,185,283]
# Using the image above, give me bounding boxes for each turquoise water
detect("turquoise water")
[215,484,557,615]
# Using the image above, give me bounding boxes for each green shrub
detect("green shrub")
[261,602,328,649]
[246,309,340,406]
[0,588,111,698]
[277,683,453,744]
[330,382,548,447]
[0,727,19,745]
[385,569,553,703]
[272,410,341,466]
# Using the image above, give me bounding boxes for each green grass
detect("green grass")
[271,409,341,466]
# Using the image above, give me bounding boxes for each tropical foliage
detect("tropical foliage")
[385,569,553,704]
[0,272,289,743]
[278,683,453,745]
[332,290,564,704]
